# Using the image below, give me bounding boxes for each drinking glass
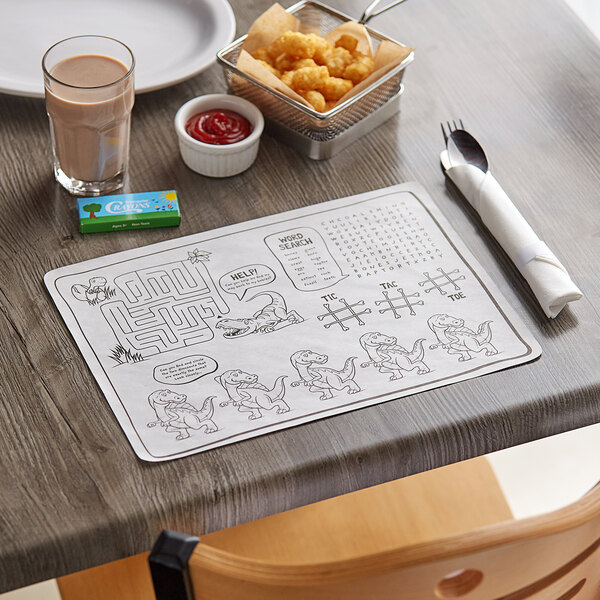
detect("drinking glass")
[42,35,135,196]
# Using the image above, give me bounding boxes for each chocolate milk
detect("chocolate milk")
[45,55,134,183]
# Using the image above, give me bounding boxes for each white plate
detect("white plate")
[0,0,236,97]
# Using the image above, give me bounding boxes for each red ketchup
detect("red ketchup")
[185,109,252,145]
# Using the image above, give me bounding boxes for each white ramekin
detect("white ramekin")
[174,94,264,178]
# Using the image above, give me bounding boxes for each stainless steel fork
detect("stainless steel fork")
[440,119,465,145]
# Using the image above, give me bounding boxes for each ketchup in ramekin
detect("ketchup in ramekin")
[185,109,252,145]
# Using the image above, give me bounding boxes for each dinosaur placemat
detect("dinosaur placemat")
[45,183,541,462]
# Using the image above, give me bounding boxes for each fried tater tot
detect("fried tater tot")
[334,34,358,53]
[291,65,329,92]
[323,46,353,78]
[307,33,332,64]
[321,76,353,101]
[257,60,281,77]
[274,53,296,72]
[267,33,287,58]
[280,70,294,87]
[300,90,326,112]
[251,47,274,65]
[344,55,375,84]
[272,31,316,60]
[255,29,379,106]
[293,58,318,69]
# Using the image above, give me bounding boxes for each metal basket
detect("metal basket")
[216,0,414,157]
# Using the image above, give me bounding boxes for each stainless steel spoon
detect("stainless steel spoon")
[447,129,490,173]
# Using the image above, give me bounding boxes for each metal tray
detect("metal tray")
[216,0,414,159]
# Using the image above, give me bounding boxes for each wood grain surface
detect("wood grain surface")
[0,0,599,592]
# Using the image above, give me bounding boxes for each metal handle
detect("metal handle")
[358,0,409,24]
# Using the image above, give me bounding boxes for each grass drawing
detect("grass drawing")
[109,344,144,365]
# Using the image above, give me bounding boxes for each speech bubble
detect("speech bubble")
[218,264,276,300]
[153,355,218,385]
[264,227,347,292]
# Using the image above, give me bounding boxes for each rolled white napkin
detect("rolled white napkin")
[440,150,582,318]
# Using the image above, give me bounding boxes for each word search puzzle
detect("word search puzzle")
[46,183,541,462]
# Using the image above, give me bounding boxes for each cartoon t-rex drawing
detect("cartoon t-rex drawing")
[427,314,498,361]
[359,332,430,380]
[215,370,288,419]
[215,291,303,338]
[147,390,217,440]
[71,277,110,305]
[290,350,361,400]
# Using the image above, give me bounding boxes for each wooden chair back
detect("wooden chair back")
[149,458,600,600]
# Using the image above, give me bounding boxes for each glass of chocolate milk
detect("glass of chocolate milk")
[43,36,135,196]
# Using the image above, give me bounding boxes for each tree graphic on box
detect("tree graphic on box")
[83,203,102,219]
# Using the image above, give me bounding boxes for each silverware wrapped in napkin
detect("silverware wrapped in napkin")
[440,124,582,318]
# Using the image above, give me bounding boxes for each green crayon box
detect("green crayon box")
[78,190,181,233]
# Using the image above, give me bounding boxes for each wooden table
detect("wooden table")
[1,0,599,592]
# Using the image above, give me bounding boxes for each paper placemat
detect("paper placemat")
[45,183,541,462]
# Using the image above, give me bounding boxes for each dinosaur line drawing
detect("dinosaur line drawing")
[215,291,303,338]
[427,314,498,361]
[290,350,361,400]
[147,390,217,440]
[71,277,115,305]
[215,370,289,419]
[359,332,430,380]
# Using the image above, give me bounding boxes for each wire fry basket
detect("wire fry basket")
[216,0,414,159]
